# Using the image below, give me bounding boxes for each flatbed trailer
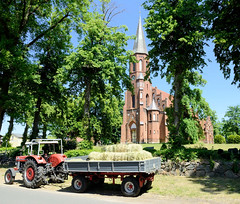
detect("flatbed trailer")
[64,157,161,197]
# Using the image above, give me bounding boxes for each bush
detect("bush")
[214,135,226,144]
[77,140,93,150]
[227,135,240,144]
[153,146,198,162]
[160,143,168,150]
[64,149,93,158]
[235,135,240,143]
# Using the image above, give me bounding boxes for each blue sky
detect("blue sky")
[1,0,239,135]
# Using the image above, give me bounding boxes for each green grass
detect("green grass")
[140,142,240,151]
[149,175,240,202]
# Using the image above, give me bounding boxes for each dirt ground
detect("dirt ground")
[0,166,239,204]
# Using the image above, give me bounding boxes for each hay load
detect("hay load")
[89,144,152,161]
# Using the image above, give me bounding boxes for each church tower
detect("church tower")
[121,16,154,143]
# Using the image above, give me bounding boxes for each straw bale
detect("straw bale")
[88,150,152,161]
[104,144,143,152]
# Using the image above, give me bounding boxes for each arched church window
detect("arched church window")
[132,95,135,108]
[162,104,165,110]
[150,114,152,121]
[146,94,149,107]
[157,98,160,106]
[139,60,142,71]
[130,123,137,143]
[133,63,136,72]
[153,114,156,121]
[157,114,159,121]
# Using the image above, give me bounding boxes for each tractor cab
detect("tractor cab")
[25,139,63,163]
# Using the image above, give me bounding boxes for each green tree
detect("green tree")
[63,3,134,142]
[206,0,240,88]
[144,0,211,145]
[222,105,240,136]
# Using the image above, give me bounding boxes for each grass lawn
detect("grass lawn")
[140,142,240,151]
[150,175,240,202]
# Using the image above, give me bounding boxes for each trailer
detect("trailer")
[64,156,161,197]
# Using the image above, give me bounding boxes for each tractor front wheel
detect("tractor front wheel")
[4,169,15,184]
[23,160,43,188]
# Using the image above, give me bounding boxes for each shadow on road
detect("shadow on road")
[57,183,150,197]
[58,183,123,196]
[190,177,240,195]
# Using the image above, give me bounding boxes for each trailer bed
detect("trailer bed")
[64,157,161,174]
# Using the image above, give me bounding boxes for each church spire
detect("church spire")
[133,16,148,55]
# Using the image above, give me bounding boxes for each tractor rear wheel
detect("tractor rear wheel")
[23,160,43,188]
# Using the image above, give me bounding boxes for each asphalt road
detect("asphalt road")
[0,185,130,204]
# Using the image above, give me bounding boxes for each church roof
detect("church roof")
[147,99,160,111]
[133,16,148,55]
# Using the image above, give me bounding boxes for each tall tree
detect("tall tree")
[63,3,134,141]
[144,0,211,145]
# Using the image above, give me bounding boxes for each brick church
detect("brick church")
[121,17,214,144]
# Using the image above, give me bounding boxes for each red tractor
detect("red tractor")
[4,139,68,188]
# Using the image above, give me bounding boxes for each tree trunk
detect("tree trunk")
[31,97,42,140]
[42,123,47,139]
[83,77,91,140]
[172,71,183,146]
[3,116,14,146]
[0,72,10,131]
[21,123,29,146]
[0,108,5,132]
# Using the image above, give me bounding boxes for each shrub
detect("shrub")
[214,135,226,144]
[77,140,93,150]
[160,143,168,150]
[227,135,237,144]
[235,135,240,143]
[64,149,93,158]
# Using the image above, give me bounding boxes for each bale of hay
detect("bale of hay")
[104,144,143,153]
[88,150,152,161]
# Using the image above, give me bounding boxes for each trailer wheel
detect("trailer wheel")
[72,175,88,193]
[4,169,15,184]
[23,160,43,188]
[121,177,141,197]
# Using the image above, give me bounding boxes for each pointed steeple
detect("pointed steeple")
[133,16,148,55]
[147,99,160,111]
